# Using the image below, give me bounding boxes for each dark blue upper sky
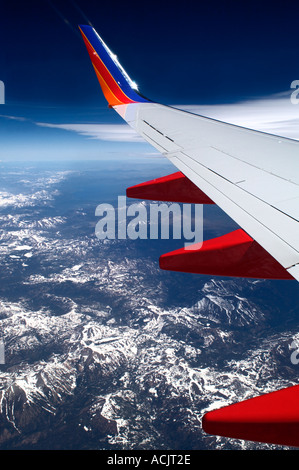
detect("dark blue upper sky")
[1,0,299,160]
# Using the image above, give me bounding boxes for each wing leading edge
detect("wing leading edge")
[79,24,299,448]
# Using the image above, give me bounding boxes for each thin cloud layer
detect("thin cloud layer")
[36,122,143,142]
[177,90,299,140]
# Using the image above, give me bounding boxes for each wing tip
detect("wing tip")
[79,24,149,107]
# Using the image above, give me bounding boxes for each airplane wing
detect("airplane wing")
[79,24,299,283]
[79,23,299,447]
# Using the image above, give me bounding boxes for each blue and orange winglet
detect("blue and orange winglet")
[79,25,149,107]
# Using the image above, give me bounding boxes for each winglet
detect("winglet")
[79,25,149,107]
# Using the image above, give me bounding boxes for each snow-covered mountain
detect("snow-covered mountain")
[0,162,298,450]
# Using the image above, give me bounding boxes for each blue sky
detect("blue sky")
[1,0,299,160]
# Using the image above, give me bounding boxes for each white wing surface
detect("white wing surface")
[116,102,299,280]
